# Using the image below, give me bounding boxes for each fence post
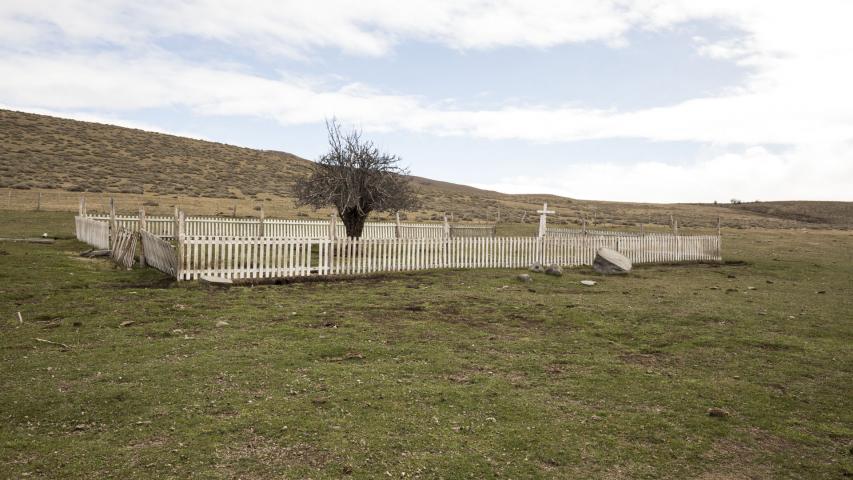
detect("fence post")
[395,212,402,239]
[582,218,587,234]
[259,204,265,237]
[673,218,679,236]
[329,212,337,240]
[640,223,645,236]
[139,206,147,267]
[232,203,237,218]
[443,214,451,238]
[36,192,41,212]
[109,197,116,248]
[79,196,87,217]
[176,210,185,280]
[717,216,721,237]
[173,205,179,240]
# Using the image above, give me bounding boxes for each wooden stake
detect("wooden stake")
[258,204,265,237]
[443,214,451,238]
[138,206,147,267]
[109,197,116,247]
[232,203,237,217]
[395,211,402,239]
[717,216,722,236]
[36,192,41,211]
[35,338,70,350]
[17,311,23,324]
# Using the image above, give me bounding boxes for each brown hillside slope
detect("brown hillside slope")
[1,109,850,229]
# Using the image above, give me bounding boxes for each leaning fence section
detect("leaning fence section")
[110,227,138,270]
[177,234,721,281]
[140,230,179,276]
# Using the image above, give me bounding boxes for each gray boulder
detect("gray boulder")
[517,274,532,283]
[545,264,563,276]
[593,248,632,274]
[529,262,545,273]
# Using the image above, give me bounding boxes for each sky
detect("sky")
[1,1,851,203]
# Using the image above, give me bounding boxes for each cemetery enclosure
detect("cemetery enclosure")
[75,209,722,281]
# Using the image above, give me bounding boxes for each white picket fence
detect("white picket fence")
[177,234,721,281]
[75,216,110,249]
[86,214,494,239]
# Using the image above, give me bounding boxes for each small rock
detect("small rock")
[529,262,545,273]
[517,274,532,283]
[215,320,229,327]
[119,320,135,327]
[707,407,729,418]
[747,286,757,290]
[545,264,563,276]
[709,286,720,290]
[580,280,597,286]
[727,274,737,279]
[766,280,775,284]
[200,275,232,287]
[816,290,826,294]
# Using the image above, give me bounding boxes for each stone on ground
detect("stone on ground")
[200,275,233,287]
[580,280,597,286]
[593,247,632,274]
[529,262,544,273]
[545,264,563,276]
[215,320,230,328]
[517,274,532,283]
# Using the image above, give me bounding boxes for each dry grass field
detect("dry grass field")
[3,109,851,229]
[1,211,851,479]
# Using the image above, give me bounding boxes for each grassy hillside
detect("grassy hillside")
[2,109,850,229]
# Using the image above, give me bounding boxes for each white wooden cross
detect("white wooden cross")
[537,202,554,237]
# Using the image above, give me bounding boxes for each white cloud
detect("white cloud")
[1,1,852,200]
[473,144,853,203]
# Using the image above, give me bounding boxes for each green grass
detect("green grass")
[1,211,852,478]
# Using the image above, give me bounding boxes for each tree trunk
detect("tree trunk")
[340,207,368,238]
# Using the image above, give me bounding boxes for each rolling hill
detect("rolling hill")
[1,109,850,229]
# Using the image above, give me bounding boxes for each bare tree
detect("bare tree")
[293,120,419,237]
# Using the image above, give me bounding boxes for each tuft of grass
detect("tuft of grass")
[0,211,851,478]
